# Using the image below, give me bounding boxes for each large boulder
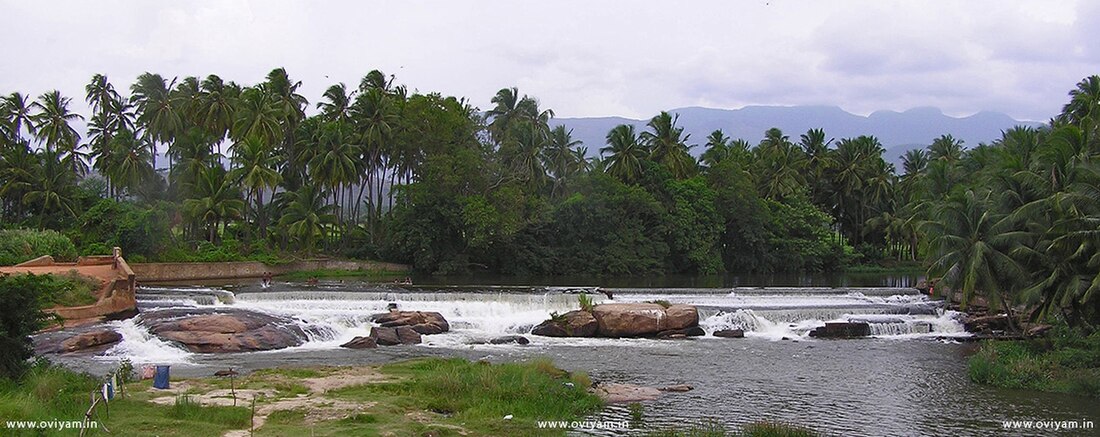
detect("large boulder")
[370,326,401,346]
[142,309,308,353]
[340,336,377,349]
[371,311,449,335]
[60,329,122,353]
[664,305,699,331]
[395,326,423,344]
[592,303,666,337]
[531,310,598,337]
[593,303,702,337]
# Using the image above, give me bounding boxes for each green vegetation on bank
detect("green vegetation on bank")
[969,326,1100,398]
[0,362,250,436]
[647,420,819,437]
[0,229,77,266]
[0,358,602,436]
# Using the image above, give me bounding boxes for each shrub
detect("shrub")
[578,293,594,312]
[0,229,78,266]
[0,274,56,379]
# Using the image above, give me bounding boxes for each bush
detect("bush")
[0,229,78,266]
[0,275,56,379]
[969,329,1100,398]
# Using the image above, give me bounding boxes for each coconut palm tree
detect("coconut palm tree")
[1,92,35,141]
[277,184,336,254]
[543,125,580,196]
[31,90,86,175]
[22,149,78,228]
[700,130,731,169]
[318,83,353,123]
[230,135,282,239]
[131,72,181,172]
[197,74,238,143]
[601,124,646,183]
[641,111,695,179]
[925,189,1026,331]
[182,167,244,242]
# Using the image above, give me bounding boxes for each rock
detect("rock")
[964,314,1010,332]
[593,383,662,403]
[370,326,401,346]
[531,310,598,337]
[60,329,122,353]
[713,329,745,338]
[592,303,667,337]
[395,326,422,344]
[340,336,378,349]
[371,311,449,334]
[213,369,238,377]
[659,384,693,392]
[664,305,699,330]
[489,335,530,345]
[657,326,705,339]
[1026,324,1054,338]
[142,309,307,353]
[808,322,870,339]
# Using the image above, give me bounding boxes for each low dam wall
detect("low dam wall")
[131,259,410,282]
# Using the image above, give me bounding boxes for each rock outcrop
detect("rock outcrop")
[489,335,530,345]
[371,311,449,335]
[142,309,308,353]
[532,303,701,338]
[369,326,422,345]
[532,310,599,337]
[60,329,123,353]
[808,322,870,339]
[713,329,745,338]
[340,336,378,349]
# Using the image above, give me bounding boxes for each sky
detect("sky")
[1,0,1096,122]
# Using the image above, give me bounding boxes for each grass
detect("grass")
[578,293,594,312]
[968,325,1100,398]
[319,357,603,436]
[277,268,407,281]
[0,362,250,436]
[3,358,602,436]
[647,421,819,437]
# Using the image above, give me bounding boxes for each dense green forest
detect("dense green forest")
[1,70,1099,327]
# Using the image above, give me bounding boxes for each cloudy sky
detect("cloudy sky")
[1,0,1096,122]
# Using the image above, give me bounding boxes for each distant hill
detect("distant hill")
[551,106,1044,166]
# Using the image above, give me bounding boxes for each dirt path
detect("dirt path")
[146,367,391,437]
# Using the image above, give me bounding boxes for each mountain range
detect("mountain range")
[551,106,1045,165]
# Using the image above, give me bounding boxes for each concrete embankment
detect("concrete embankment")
[1,250,138,327]
[131,259,409,282]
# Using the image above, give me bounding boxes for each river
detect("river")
[46,274,1099,436]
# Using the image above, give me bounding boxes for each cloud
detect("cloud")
[0,0,1092,125]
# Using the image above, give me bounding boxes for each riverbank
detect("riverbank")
[969,326,1100,398]
[2,357,602,436]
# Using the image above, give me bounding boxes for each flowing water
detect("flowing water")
[48,276,1100,436]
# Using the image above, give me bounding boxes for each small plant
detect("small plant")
[647,300,672,308]
[629,402,644,425]
[578,293,594,312]
[117,358,135,384]
[549,311,567,323]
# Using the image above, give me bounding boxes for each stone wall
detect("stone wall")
[131,259,410,282]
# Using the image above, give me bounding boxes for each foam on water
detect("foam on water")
[94,319,192,364]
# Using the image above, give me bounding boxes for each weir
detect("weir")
[102,283,968,365]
